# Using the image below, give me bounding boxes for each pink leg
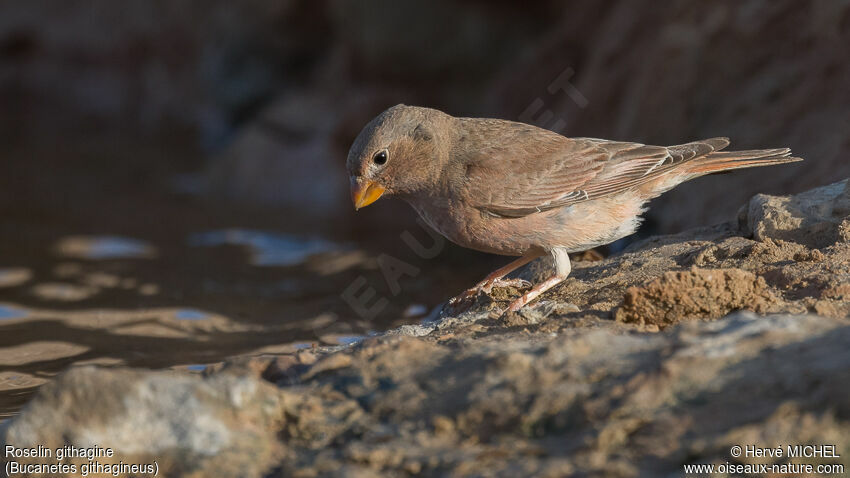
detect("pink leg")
[507,248,571,312]
[506,275,567,312]
[450,251,542,305]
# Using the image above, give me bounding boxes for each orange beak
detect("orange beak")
[351,178,386,210]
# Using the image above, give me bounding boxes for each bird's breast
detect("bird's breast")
[404,195,534,256]
[406,197,457,240]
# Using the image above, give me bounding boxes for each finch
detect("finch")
[347,105,802,312]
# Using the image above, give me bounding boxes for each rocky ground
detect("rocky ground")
[3,179,849,477]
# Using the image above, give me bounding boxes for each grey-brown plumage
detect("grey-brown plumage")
[347,104,802,311]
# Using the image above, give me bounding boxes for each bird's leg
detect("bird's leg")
[507,248,571,312]
[450,251,541,305]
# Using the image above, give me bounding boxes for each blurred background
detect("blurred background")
[0,0,848,416]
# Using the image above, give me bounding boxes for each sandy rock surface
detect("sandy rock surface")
[3,368,284,477]
[3,179,849,477]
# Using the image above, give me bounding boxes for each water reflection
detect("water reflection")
[189,229,343,266]
[327,335,366,346]
[0,268,32,288]
[174,309,211,321]
[0,305,28,320]
[54,236,157,260]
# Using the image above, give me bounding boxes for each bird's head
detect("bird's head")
[347,104,450,210]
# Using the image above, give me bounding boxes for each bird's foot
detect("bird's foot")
[505,275,567,312]
[445,294,475,314]
[446,288,478,313]
[458,277,531,300]
[447,277,531,313]
[507,290,546,312]
[507,296,531,312]
[480,277,531,294]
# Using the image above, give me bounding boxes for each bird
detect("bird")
[346,104,802,312]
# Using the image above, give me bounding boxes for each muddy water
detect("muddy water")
[0,138,495,419]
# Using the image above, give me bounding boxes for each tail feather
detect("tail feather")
[684,148,802,175]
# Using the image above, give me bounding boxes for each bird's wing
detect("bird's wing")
[467,131,729,218]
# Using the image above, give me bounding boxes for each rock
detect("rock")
[506,178,850,326]
[740,178,850,248]
[3,367,285,478]
[615,267,781,327]
[9,313,847,477]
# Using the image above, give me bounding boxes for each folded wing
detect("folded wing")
[467,126,732,218]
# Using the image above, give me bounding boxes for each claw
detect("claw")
[482,277,531,294]
[505,274,567,312]
[446,293,475,314]
[446,276,534,315]
[499,278,531,289]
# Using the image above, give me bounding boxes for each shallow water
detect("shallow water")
[0,229,372,418]
[0,139,492,419]
[0,225,479,419]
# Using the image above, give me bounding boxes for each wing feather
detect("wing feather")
[462,119,728,217]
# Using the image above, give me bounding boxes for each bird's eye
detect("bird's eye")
[373,150,388,165]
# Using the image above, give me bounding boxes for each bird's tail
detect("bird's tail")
[684,147,803,176]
